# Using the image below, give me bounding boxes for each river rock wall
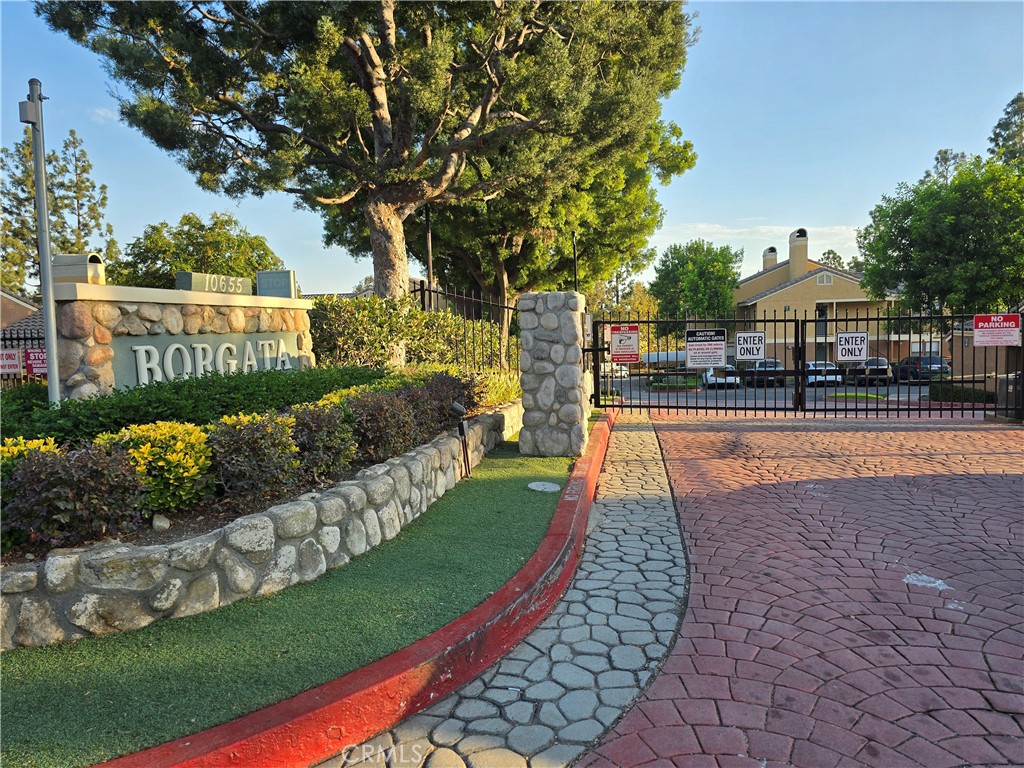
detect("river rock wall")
[0,403,523,650]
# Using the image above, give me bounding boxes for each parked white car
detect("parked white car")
[805,361,844,387]
[702,365,742,389]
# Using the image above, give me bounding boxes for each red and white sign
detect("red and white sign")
[974,314,1022,347]
[25,348,47,376]
[0,348,23,375]
[610,324,641,363]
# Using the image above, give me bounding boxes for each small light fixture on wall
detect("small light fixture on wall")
[450,401,471,477]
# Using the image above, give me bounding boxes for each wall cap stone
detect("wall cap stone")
[54,283,312,310]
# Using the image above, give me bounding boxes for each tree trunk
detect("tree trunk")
[490,245,513,369]
[365,195,409,366]
[365,195,410,299]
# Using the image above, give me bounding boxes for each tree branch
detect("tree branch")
[284,183,364,206]
[212,93,359,172]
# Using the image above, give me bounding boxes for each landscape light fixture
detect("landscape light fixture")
[450,401,471,477]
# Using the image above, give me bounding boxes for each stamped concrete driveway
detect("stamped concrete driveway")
[582,415,1024,768]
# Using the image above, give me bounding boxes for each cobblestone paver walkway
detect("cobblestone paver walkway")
[326,415,685,768]
[582,416,1024,768]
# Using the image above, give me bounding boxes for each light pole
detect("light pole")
[19,79,60,406]
[572,231,579,292]
[425,205,433,310]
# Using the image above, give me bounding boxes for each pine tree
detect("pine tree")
[0,127,118,293]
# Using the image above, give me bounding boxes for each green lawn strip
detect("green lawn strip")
[1,442,574,768]
[827,392,888,401]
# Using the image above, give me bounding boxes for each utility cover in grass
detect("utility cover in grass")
[528,482,562,492]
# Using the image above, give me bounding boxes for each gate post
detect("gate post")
[517,291,591,456]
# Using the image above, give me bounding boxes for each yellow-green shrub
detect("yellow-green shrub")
[1,436,61,467]
[95,422,213,513]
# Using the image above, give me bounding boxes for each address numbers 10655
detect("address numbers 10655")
[175,271,253,296]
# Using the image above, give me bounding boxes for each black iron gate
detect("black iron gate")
[589,310,1022,419]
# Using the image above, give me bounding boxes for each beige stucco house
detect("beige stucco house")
[731,229,949,367]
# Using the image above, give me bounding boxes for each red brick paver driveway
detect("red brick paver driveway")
[583,416,1023,768]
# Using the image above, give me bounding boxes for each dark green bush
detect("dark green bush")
[288,402,357,483]
[350,391,417,464]
[206,413,300,500]
[929,381,997,404]
[1,444,147,551]
[413,373,475,443]
[0,381,49,416]
[310,294,517,370]
[1,365,387,444]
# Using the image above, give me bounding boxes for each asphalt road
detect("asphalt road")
[598,377,934,412]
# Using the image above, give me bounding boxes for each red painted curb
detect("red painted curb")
[97,407,619,768]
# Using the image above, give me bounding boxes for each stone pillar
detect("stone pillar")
[518,291,591,456]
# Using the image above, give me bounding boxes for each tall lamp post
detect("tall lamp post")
[18,78,60,406]
[425,205,433,310]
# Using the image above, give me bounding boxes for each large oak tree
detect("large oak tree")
[40,1,692,298]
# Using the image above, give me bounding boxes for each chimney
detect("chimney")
[762,247,778,271]
[788,228,808,282]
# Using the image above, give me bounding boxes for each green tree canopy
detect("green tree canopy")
[857,155,1024,310]
[649,240,742,320]
[921,148,968,184]
[818,249,844,269]
[989,92,1023,164]
[106,211,284,289]
[40,1,692,299]
[402,119,694,309]
[1,127,117,293]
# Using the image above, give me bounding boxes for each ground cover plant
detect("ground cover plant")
[0,442,573,768]
[0,366,519,556]
[648,373,701,390]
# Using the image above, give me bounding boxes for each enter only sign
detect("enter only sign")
[734,331,766,362]
[836,331,869,362]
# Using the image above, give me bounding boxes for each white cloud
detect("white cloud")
[89,108,118,124]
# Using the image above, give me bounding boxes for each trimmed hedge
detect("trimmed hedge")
[310,294,517,370]
[0,365,388,444]
[929,381,997,404]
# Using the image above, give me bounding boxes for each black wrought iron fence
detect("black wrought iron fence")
[411,281,520,372]
[589,307,1022,419]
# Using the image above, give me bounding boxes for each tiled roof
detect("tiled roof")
[1,310,44,341]
[737,266,865,306]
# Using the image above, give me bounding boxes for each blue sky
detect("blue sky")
[2,1,1022,293]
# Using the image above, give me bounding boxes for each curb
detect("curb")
[98,407,619,768]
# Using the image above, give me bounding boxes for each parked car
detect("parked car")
[805,361,844,387]
[702,365,742,389]
[600,362,630,376]
[846,357,893,386]
[893,355,951,381]
[748,358,786,387]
